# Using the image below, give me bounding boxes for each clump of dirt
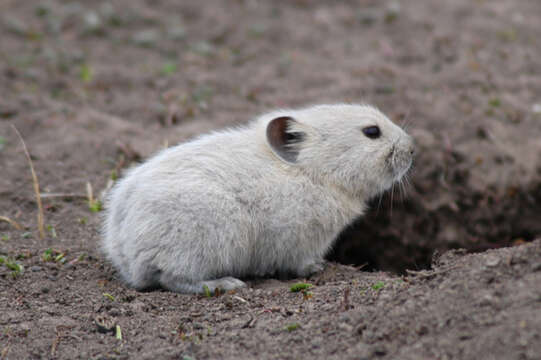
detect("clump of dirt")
[1,0,541,358]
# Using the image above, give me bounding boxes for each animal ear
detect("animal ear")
[266,116,305,164]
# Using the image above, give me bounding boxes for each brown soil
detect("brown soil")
[1,0,540,359]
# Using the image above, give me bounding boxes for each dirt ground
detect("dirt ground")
[1,0,541,359]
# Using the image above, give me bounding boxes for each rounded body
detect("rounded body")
[102,104,414,293]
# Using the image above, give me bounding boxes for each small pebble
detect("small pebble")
[372,345,387,356]
[485,256,500,267]
[30,266,42,272]
[479,294,496,306]
[4,17,28,35]
[83,11,102,31]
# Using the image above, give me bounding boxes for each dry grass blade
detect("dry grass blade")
[86,182,94,204]
[0,216,23,230]
[40,193,87,200]
[11,125,45,239]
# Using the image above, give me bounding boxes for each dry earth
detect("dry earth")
[1,0,541,359]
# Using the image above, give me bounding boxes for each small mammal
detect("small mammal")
[102,104,414,294]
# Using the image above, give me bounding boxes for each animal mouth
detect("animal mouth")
[387,145,413,182]
[393,158,413,181]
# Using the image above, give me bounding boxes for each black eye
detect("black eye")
[362,126,381,139]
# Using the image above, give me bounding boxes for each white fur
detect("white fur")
[102,104,414,293]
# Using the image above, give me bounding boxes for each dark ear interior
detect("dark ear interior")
[266,116,305,163]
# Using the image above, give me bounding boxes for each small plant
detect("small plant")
[80,64,93,83]
[54,253,65,263]
[0,256,24,278]
[89,199,103,212]
[42,248,53,262]
[1,234,8,241]
[78,217,88,225]
[372,281,385,291]
[86,182,103,212]
[285,323,300,332]
[290,282,312,292]
[41,248,66,263]
[488,98,501,107]
[161,62,177,76]
[7,261,23,276]
[103,293,115,301]
[202,285,212,298]
[115,325,122,340]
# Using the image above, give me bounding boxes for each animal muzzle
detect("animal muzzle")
[389,139,415,181]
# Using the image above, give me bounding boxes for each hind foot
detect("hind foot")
[160,275,247,294]
[199,277,247,294]
[295,260,325,278]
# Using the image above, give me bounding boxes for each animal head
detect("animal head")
[264,104,414,199]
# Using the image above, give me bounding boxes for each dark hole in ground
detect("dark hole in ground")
[328,188,541,274]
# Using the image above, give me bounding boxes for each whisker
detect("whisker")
[404,174,412,188]
[390,182,395,217]
[375,188,384,215]
[403,173,413,195]
[398,179,404,204]
[402,108,412,132]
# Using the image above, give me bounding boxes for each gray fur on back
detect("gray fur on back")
[102,104,414,293]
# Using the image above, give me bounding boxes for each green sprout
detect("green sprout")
[372,281,385,291]
[202,285,212,298]
[89,199,103,213]
[115,325,122,340]
[0,256,24,278]
[285,323,300,332]
[80,64,93,83]
[103,293,115,301]
[488,98,501,107]
[42,248,53,262]
[290,282,312,292]
[54,253,65,263]
[161,62,177,76]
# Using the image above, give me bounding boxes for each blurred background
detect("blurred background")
[1,0,541,273]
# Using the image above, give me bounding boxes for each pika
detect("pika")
[102,104,414,294]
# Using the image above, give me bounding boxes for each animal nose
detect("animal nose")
[407,139,416,157]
